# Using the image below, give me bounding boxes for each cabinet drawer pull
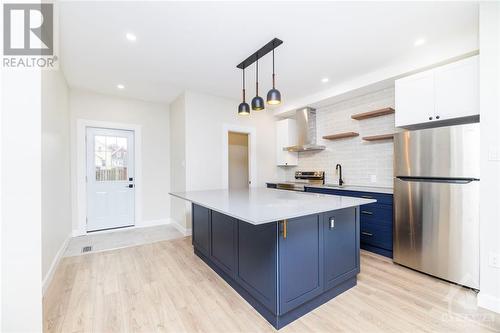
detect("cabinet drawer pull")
[361,210,373,215]
[284,220,287,239]
[361,195,373,199]
[361,231,373,237]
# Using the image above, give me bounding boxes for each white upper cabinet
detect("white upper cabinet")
[276,119,298,166]
[395,55,479,128]
[434,56,479,120]
[395,70,435,126]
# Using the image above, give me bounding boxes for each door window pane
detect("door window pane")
[95,135,128,181]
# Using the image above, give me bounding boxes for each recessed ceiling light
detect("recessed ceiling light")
[414,38,426,47]
[321,78,329,83]
[117,84,125,89]
[125,33,137,42]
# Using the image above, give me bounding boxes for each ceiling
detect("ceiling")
[59,1,478,106]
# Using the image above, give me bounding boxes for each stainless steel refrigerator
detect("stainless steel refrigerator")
[393,123,480,289]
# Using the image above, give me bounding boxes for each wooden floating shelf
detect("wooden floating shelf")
[351,107,395,120]
[322,132,359,140]
[362,134,395,141]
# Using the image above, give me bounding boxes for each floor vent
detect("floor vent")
[82,246,93,253]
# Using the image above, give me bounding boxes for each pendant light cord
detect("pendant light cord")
[242,68,246,102]
[256,53,259,95]
[272,49,276,88]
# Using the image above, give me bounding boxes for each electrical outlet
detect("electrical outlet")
[370,175,377,183]
[489,147,500,161]
[488,252,500,268]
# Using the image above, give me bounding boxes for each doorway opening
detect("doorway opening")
[228,131,249,189]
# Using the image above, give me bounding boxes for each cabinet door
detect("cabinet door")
[323,208,359,289]
[276,119,298,166]
[279,214,323,314]
[395,70,435,128]
[192,204,210,257]
[210,211,237,277]
[236,221,278,313]
[435,56,478,120]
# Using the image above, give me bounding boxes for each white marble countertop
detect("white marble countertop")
[170,188,376,225]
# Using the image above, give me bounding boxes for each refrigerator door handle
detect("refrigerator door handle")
[396,176,479,184]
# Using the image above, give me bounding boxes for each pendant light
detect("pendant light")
[251,54,265,111]
[267,48,281,105]
[238,68,250,115]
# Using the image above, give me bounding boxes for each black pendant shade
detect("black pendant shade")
[251,95,265,111]
[237,38,283,115]
[267,88,281,105]
[238,102,250,115]
[267,48,281,105]
[251,55,265,111]
[238,68,250,115]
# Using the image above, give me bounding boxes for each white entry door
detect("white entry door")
[86,127,135,231]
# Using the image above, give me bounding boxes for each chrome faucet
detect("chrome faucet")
[335,164,344,187]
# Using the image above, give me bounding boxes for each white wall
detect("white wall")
[478,2,500,314]
[169,93,189,231]
[41,70,72,290]
[284,88,399,187]
[70,89,171,232]
[169,91,278,229]
[1,70,43,331]
[185,91,277,191]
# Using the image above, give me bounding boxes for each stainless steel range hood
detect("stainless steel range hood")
[284,107,325,152]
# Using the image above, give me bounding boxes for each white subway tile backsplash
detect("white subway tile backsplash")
[283,87,400,188]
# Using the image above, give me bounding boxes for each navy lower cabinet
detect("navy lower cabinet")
[191,203,359,329]
[236,221,277,313]
[305,187,394,258]
[192,204,210,257]
[323,208,360,289]
[278,214,324,314]
[210,211,237,277]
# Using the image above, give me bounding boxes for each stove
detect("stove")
[276,171,325,192]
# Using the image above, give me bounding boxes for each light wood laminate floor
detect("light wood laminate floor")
[44,236,500,332]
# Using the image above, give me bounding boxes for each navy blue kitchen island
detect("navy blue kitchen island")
[170,188,375,329]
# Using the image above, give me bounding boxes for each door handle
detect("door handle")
[127,184,134,188]
[397,176,478,184]
[329,218,335,229]
[361,195,373,199]
[361,210,373,215]
[361,231,373,236]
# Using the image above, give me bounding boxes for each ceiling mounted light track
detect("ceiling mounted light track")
[236,38,283,115]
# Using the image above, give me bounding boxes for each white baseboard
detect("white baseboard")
[71,218,170,237]
[136,218,170,228]
[170,218,192,236]
[42,233,71,295]
[72,228,85,237]
[478,292,500,314]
